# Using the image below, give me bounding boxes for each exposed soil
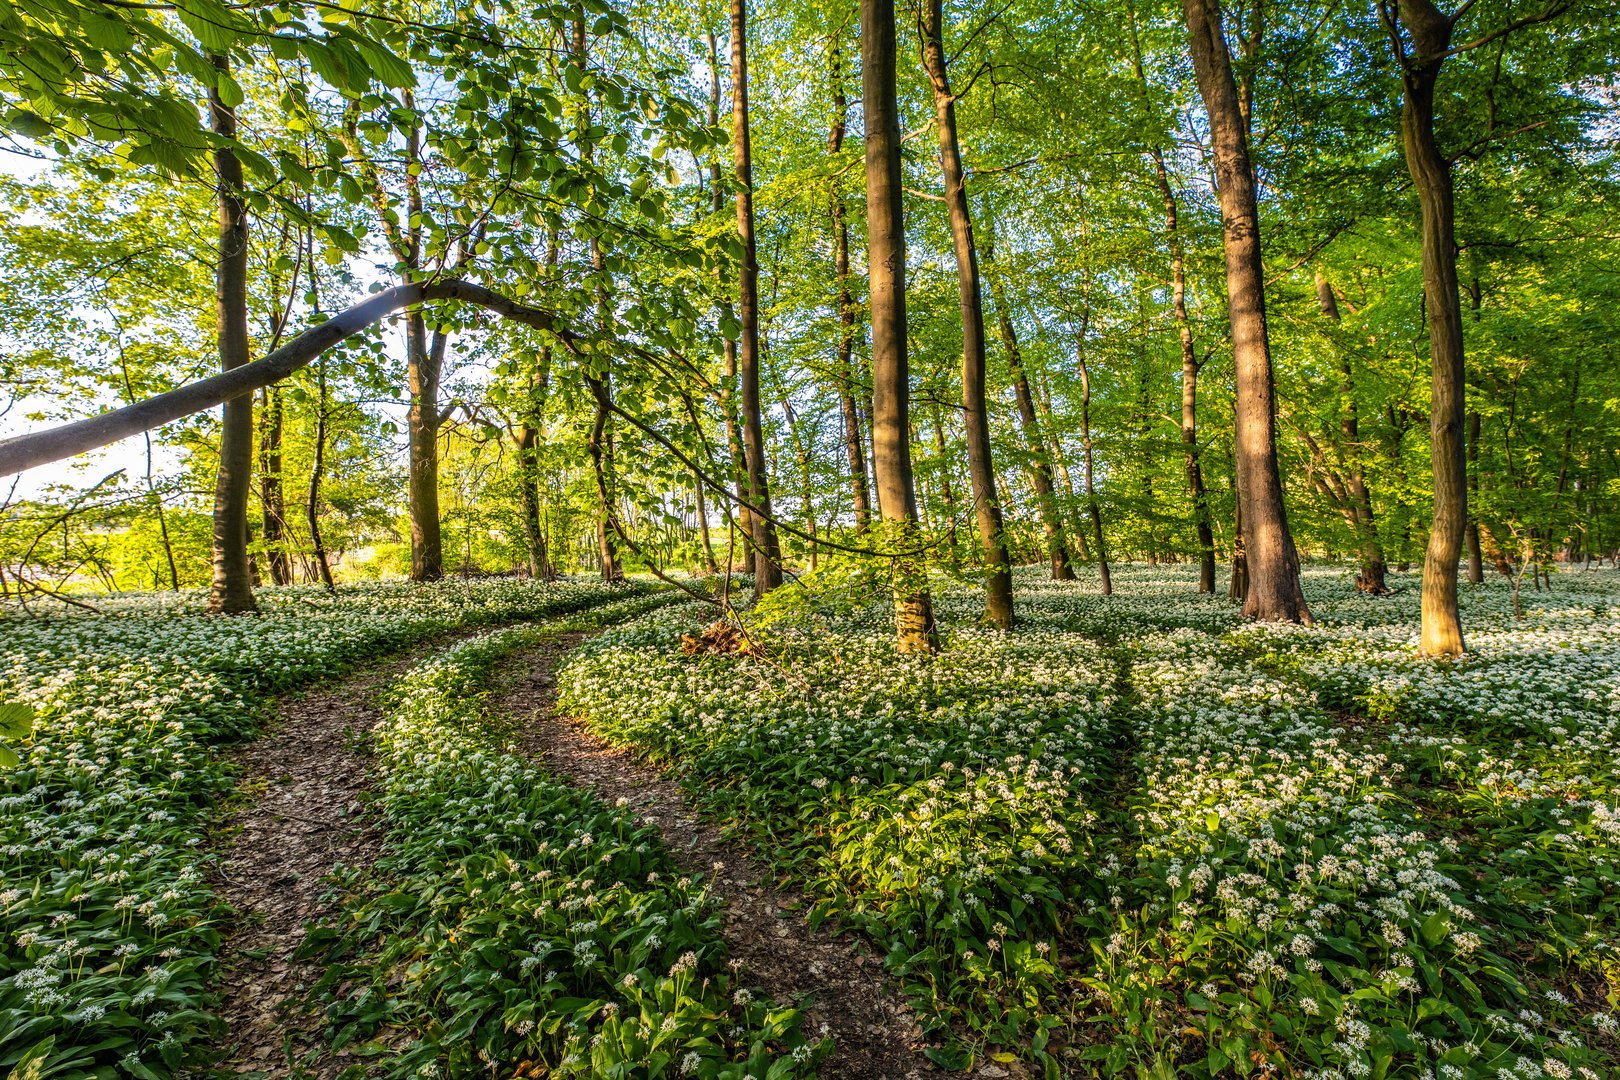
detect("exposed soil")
[500,633,949,1080]
[205,643,445,1077]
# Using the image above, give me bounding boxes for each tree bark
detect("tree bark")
[1317,270,1388,593]
[1387,0,1466,654]
[1182,0,1310,624]
[829,39,872,535]
[731,0,782,596]
[863,0,937,651]
[920,0,1013,627]
[207,54,257,615]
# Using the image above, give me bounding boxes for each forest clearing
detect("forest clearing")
[1,0,1617,1074]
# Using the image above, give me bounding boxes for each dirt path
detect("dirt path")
[499,634,946,1080]
[205,645,441,1077]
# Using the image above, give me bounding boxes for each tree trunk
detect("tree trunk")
[1131,4,1214,591]
[1389,0,1465,655]
[921,0,1013,627]
[517,231,557,581]
[207,54,257,614]
[585,375,624,582]
[863,0,937,651]
[258,384,292,586]
[983,234,1072,584]
[307,355,336,592]
[707,29,754,570]
[1465,408,1484,583]
[829,40,872,535]
[731,0,782,595]
[1317,270,1388,593]
[1182,0,1310,624]
[1076,344,1112,596]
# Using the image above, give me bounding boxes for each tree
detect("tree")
[207,54,257,615]
[919,0,1013,628]
[1181,0,1310,624]
[730,0,783,595]
[863,0,937,652]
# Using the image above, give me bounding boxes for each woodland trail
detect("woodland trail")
[498,633,950,1080]
[204,639,455,1077]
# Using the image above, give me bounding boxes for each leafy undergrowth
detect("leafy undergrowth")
[0,578,651,1078]
[559,565,1620,1079]
[305,599,824,1079]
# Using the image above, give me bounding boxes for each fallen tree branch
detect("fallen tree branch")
[0,279,569,478]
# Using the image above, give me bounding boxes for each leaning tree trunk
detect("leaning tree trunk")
[863,0,936,652]
[1182,0,1310,624]
[1391,0,1466,655]
[207,54,257,614]
[828,39,872,534]
[1317,270,1388,593]
[731,0,782,595]
[921,0,1013,628]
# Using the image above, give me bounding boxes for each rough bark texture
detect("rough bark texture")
[863,0,937,652]
[731,0,782,595]
[921,0,1013,628]
[400,97,444,584]
[829,41,872,534]
[1182,0,1310,624]
[1391,0,1466,655]
[208,54,257,615]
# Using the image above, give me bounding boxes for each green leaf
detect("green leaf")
[0,703,36,739]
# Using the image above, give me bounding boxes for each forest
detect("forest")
[1,0,1618,1075]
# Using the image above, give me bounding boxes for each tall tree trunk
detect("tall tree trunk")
[731,0,782,596]
[863,0,937,651]
[258,384,292,586]
[307,354,336,592]
[983,231,1073,584]
[1182,0,1310,624]
[1317,270,1388,593]
[707,29,754,567]
[930,414,960,549]
[1033,375,1091,560]
[920,0,1013,627]
[1387,0,1466,654]
[207,54,257,614]
[400,94,443,583]
[1130,3,1214,591]
[828,39,872,534]
[1076,346,1112,596]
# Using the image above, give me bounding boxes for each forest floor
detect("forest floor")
[500,633,946,1079]
[6,570,1619,1079]
[205,644,421,1076]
